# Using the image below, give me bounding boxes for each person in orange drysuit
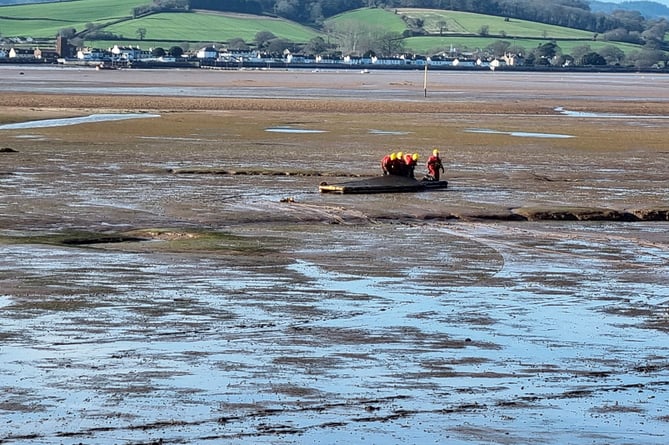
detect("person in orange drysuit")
[404,152,419,179]
[426,148,444,181]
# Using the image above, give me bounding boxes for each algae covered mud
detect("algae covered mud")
[0,67,668,444]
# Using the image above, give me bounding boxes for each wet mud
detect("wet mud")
[0,67,668,444]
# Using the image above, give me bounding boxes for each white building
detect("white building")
[111,45,146,61]
[9,48,34,59]
[77,48,111,61]
[196,46,218,59]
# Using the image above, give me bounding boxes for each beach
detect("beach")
[1,66,668,444]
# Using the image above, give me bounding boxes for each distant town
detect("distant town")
[1,36,666,73]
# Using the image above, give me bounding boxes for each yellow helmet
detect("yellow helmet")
[412,153,419,161]
[397,151,403,159]
[390,153,396,160]
[433,149,439,156]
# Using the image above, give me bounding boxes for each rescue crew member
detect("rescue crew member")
[388,152,402,175]
[381,152,393,175]
[426,148,444,181]
[404,152,419,179]
[395,151,407,176]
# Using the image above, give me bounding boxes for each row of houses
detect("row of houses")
[0,47,57,60]
[196,46,524,68]
[0,43,524,68]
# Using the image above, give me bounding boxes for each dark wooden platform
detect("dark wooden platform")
[319,175,448,194]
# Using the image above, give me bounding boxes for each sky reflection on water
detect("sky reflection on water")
[0,113,159,130]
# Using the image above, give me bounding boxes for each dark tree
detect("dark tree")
[580,51,606,65]
[254,31,277,49]
[227,38,250,50]
[535,41,560,59]
[58,28,77,38]
[168,46,184,58]
[303,36,331,55]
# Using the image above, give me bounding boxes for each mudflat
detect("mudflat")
[0,66,668,444]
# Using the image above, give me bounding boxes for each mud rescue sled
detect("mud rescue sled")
[319,175,448,194]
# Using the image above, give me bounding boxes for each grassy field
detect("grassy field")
[0,0,145,37]
[397,8,596,39]
[324,8,407,33]
[404,36,644,56]
[326,7,596,40]
[1,0,319,45]
[103,12,320,44]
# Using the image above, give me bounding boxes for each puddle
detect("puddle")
[555,106,669,119]
[138,136,218,142]
[464,128,574,138]
[265,127,327,134]
[0,113,160,130]
[11,134,46,139]
[369,129,412,135]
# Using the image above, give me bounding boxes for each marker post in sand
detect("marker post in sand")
[423,63,428,98]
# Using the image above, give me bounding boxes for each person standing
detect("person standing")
[426,148,444,181]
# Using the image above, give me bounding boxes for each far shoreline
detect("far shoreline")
[2,58,669,74]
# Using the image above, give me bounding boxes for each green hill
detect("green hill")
[0,0,319,46]
[326,8,646,57]
[0,1,653,62]
[325,7,597,39]
[395,8,596,39]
